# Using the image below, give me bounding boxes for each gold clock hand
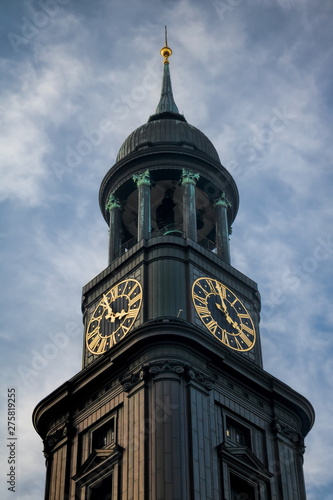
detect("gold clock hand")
[225,313,242,333]
[229,317,241,332]
[216,300,228,314]
[216,283,228,313]
[115,309,127,320]
[216,296,242,333]
[102,294,116,322]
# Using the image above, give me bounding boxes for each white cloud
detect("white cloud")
[0,49,86,205]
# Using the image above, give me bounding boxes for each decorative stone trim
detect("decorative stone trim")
[43,420,72,458]
[106,194,122,211]
[218,443,273,481]
[133,169,151,186]
[121,366,148,392]
[181,168,200,185]
[73,445,123,487]
[215,191,231,209]
[185,365,215,390]
[121,360,215,393]
[271,417,298,440]
[149,360,185,376]
[271,417,305,462]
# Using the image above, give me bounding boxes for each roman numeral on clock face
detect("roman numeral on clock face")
[86,278,143,355]
[241,323,254,335]
[221,329,230,347]
[206,279,217,295]
[193,292,207,307]
[125,308,139,319]
[205,319,218,334]
[195,305,210,315]
[95,337,108,354]
[239,332,253,347]
[192,277,256,352]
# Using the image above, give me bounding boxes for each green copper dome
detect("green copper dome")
[116,117,220,163]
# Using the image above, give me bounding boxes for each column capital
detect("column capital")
[181,168,200,186]
[215,191,231,209]
[43,420,72,458]
[106,193,122,212]
[133,169,151,187]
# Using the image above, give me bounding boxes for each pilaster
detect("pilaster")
[121,360,214,500]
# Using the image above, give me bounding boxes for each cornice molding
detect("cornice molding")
[121,360,215,393]
[33,321,314,441]
[271,417,306,461]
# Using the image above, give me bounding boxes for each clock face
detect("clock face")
[192,277,256,352]
[86,279,142,355]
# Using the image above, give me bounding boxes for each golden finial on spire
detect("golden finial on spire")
[160,25,172,63]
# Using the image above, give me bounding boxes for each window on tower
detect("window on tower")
[218,415,271,500]
[230,473,256,500]
[92,416,115,450]
[87,474,112,500]
[226,417,251,448]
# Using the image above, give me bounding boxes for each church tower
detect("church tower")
[33,37,314,500]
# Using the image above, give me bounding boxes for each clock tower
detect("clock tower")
[33,38,314,500]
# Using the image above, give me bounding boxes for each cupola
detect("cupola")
[99,34,239,264]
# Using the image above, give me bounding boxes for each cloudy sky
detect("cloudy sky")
[0,0,332,498]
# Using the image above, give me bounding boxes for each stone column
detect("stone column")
[181,169,200,241]
[106,194,123,263]
[215,191,231,264]
[133,169,151,242]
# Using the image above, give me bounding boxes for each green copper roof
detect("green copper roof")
[115,40,220,163]
[116,118,220,162]
[155,61,179,115]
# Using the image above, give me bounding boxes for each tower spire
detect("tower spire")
[155,26,179,115]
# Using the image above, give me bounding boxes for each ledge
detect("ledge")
[33,318,315,440]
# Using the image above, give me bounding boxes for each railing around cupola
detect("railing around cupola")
[113,232,220,260]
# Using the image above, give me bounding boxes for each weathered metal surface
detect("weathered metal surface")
[116,118,220,162]
[155,60,179,115]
